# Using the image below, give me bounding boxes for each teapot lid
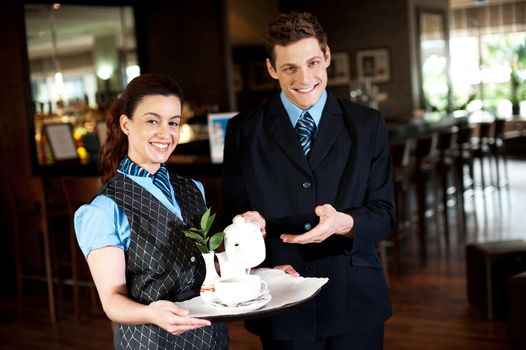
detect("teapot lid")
[233,216,246,224]
[224,216,259,233]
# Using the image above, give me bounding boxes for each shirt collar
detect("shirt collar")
[280,89,327,128]
[118,155,166,179]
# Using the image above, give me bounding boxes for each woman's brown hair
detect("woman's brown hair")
[99,73,183,183]
[263,12,327,68]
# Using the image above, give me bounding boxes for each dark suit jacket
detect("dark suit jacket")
[221,92,395,341]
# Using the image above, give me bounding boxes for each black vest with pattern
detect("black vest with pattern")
[102,173,228,350]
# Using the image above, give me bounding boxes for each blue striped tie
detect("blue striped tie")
[295,111,317,157]
[153,165,173,205]
[118,156,174,205]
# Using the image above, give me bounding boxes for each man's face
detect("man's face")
[266,37,331,110]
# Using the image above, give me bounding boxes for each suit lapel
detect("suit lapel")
[263,96,311,174]
[309,94,347,171]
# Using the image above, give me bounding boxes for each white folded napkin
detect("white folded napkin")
[176,267,329,318]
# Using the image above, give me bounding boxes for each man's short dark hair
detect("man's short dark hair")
[263,12,328,68]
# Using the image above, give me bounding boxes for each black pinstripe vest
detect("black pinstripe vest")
[102,172,228,350]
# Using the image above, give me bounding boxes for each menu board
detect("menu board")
[44,123,78,161]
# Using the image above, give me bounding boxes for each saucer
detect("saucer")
[208,293,272,313]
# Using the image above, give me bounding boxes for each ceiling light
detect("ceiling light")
[54,71,64,97]
[97,64,114,81]
[126,65,140,83]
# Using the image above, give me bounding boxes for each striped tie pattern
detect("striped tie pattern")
[295,111,317,156]
[118,156,174,204]
[152,165,173,204]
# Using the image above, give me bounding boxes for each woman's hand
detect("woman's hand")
[148,300,210,335]
[236,211,266,237]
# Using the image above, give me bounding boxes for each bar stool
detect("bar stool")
[8,177,56,323]
[455,124,478,233]
[455,124,476,194]
[490,118,510,190]
[413,133,440,261]
[61,176,102,322]
[436,127,463,244]
[472,122,494,191]
[389,139,413,273]
[42,176,70,308]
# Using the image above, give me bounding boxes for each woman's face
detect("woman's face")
[119,94,181,174]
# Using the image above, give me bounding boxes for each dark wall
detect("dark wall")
[0,1,33,178]
[135,0,231,111]
[0,0,34,293]
[232,45,279,113]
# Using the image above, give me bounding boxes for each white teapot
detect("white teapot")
[219,216,266,276]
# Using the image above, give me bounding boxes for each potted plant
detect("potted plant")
[183,208,224,302]
[183,207,224,253]
[511,40,526,116]
[484,36,526,116]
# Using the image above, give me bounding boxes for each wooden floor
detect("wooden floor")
[1,159,525,350]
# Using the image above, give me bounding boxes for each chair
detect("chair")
[61,176,102,322]
[7,177,56,323]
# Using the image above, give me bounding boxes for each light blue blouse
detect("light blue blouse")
[74,170,205,258]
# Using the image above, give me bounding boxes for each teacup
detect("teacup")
[214,275,268,307]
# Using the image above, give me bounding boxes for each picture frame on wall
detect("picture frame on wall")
[327,51,351,86]
[207,112,237,163]
[356,48,391,83]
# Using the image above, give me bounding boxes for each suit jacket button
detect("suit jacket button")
[302,182,311,189]
[304,223,312,231]
[190,256,196,263]
[343,249,351,255]
[304,264,312,272]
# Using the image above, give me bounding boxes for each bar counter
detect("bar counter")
[39,113,520,178]
[387,114,468,144]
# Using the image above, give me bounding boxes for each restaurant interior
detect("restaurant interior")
[1,0,526,348]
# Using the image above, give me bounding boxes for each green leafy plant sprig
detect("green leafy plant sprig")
[183,207,225,253]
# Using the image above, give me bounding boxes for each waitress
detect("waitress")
[74,73,229,349]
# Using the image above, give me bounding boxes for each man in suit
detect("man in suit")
[222,11,394,350]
